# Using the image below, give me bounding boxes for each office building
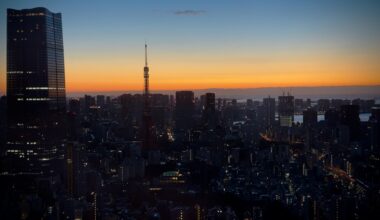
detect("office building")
[175,91,195,130]
[202,93,216,127]
[5,7,66,173]
[96,95,105,107]
[303,108,317,128]
[278,94,294,127]
[260,97,276,128]
[339,105,360,142]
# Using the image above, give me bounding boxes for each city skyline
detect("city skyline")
[1,3,380,219]
[0,0,380,95]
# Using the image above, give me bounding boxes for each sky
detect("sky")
[0,0,380,95]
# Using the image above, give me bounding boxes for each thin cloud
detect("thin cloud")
[173,10,206,16]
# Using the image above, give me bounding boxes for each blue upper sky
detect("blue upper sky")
[0,0,380,94]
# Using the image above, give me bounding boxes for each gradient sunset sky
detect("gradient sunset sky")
[0,0,380,95]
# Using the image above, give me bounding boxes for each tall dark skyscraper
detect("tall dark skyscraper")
[203,93,215,112]
[175,91,195,131]
[339,105,360,142]
[262,97,276,128]
[303,108,318,128]
[278,94,294,127]
[370,107,380,152]
[4,8,66,173]
[202,93,216,127]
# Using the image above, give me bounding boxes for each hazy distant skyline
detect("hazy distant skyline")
[1,0,380,95]
[65,85,380,101]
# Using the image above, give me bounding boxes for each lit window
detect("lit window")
[26,87,49,90]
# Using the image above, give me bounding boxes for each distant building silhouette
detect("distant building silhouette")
[339,105,360,142]
[4,7,66,173]
[202,93,216,127]
[96,95,105,107]
[278,94,294,127]
[370,107,380,152]
[325,108,339,127]
[175,91,195,131]
[303,108,317,128]
[260,97,276,128]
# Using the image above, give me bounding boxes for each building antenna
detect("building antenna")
[145,41,148,67]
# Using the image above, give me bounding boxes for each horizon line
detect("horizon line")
[65,84,380,93]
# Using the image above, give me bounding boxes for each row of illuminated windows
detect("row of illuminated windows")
[49,90,66,93]
[26,87,65,90]
[8,71,34,74]
[7,150,35,154]
[8,13,45,17]
[8,18,24,22]
[17,98,51,101]
[6,142,37,146]
[9,27,41,33]
[5,151,39,158]
[10,39,62,45]
[14,29,40,33]
[12,38,29,41]
[27,126,39,129]
[26,87,48,90]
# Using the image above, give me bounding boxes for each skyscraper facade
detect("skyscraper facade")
[202,93,216,127]
[278,94,294,127]
[262,97,276,128]
[175,91,195,131]
[303,108,318,128]
[339,105,360,142]
[5,7,66,172]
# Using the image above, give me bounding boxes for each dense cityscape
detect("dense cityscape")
[1,5,380,220]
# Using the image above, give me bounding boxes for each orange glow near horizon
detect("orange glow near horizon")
[1,51,380,94]
[63,52,380,92]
